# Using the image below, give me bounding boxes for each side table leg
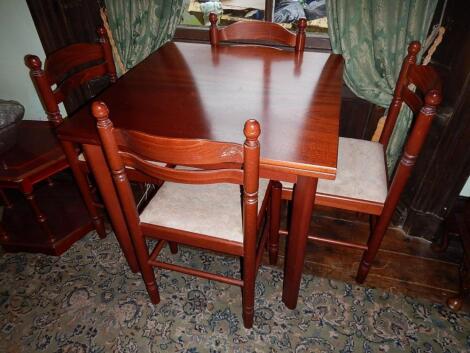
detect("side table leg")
[0,189,12,208]
[282,176,317,309]
[0,222,8,241]
[61,141,107,239]
[447,254,469,311]
[83,144,140,273]
[21,184,56,244]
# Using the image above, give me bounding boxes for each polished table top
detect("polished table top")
[58,41,343,180]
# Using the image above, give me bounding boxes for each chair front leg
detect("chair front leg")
[242,253,255,328]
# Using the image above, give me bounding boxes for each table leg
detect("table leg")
[82,144,139,273]
[282,175,317,309]
[21,183,56,244]
[61,140,106,239]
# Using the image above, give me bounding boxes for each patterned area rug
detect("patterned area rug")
[1,232,469,353]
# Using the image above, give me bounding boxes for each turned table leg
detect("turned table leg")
[0,189,12,208]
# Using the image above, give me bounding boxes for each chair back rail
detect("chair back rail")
[119,152,244,185]
[25,26,117,127]
[53,63,109,103]
[401,87,423,114]
[44,43,104,85]
[114,129,243,166]
[209,13,306,52]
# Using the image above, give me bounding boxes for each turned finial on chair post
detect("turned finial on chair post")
[243,119,261,199]
[295,18,307,52]
[209,13,219,46]
[91,100,127,180]
[91,101,111,127]
[25,54,64,127]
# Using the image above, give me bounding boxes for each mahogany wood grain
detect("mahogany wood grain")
[92,101,269,328]
[57,42,343,181]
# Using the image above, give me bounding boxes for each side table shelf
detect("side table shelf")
[1,177,94,255]
[0,121,95,255]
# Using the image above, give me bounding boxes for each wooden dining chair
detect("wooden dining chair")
[269,41,443,283]
[92,101,274,328]
[24,26,118,239]
[209,13,306,52]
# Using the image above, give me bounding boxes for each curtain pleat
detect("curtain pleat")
[105,0,185,76]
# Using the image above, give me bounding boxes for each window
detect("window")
[175,0,331,50]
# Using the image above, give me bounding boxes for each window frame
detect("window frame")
[175,0,331,51]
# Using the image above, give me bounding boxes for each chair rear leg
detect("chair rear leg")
[269,181,282,265]
[357,211,393,283]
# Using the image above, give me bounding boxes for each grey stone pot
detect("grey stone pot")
[0,100,25,155]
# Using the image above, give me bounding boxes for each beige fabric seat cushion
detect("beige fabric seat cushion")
[283,137,388,204]
[140,177,270,243]
[78,152,86,162]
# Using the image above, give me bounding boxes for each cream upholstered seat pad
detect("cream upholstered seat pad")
[283,137,388,204]
[78,152,86,162]
[140,177,270,243]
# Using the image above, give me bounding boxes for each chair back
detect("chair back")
[379,41,442,215]
[91,101,261,243]
[209,13,306,52]
[380,42,442,151]
[26,27,117,127]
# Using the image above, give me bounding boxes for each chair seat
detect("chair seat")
[78,152,86,162]
[283,137,388,204]
[140,178,270,243]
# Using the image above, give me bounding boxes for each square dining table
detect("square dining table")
[57,41,343,309]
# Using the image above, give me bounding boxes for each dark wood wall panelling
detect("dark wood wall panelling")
[26,0,107,115]
[396,0,470,240]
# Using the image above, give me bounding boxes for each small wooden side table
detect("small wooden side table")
[446,199,470,310]
[434,197,470,310]
[0,120,95,255]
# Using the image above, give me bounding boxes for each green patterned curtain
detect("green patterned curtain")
[327,0,438,172]
[105,0,185,75]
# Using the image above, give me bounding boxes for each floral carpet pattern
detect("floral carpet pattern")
[1,232,469,353]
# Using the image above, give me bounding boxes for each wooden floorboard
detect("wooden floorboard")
[263,203,466,310]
